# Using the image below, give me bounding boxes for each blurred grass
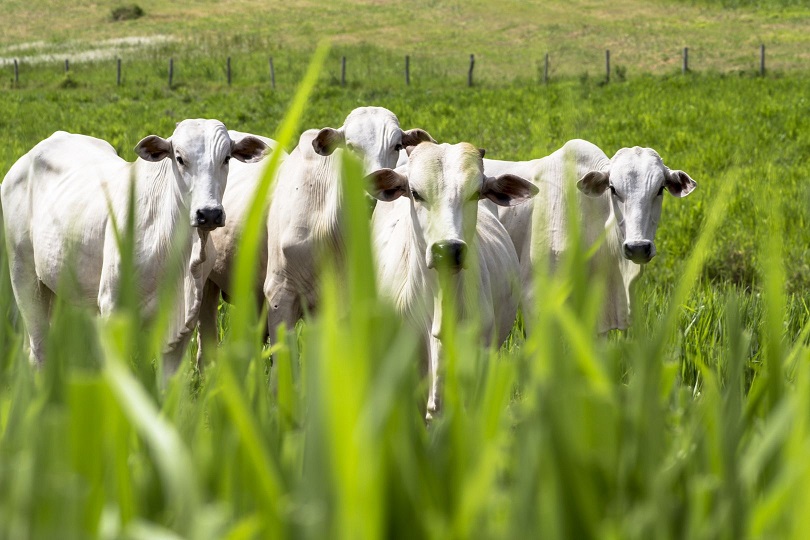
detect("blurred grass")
[3,47,810,540]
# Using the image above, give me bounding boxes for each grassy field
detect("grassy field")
[3,0,810,81]
[3,2,810,539]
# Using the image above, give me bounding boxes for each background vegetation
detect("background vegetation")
[2,1,810,538]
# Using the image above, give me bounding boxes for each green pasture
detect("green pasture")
[2,3,810,536]
[3,0,810,81]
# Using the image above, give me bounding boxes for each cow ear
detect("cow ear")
[481,174,538,207]
[312,127,344,156]
[478,148,486,159]
[366,168,409,202]
[400,128,436,149]
[665,169,697,198]
[135,135,171,162]
[232,136,269,163]
[577,170,610,197]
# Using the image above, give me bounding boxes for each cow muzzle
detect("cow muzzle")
[622,240,655,264]
[194,206,226,231]
[428,240,467,274]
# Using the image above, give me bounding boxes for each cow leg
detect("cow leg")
[6,238,52,367]
[425,335,442,421]
[12,275,52,368]
[265,276,302,345]
[196,278,221,372]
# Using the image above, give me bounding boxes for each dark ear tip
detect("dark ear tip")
[478,148,486,159]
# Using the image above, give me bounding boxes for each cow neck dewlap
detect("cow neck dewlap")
[306,151,345,246]
[134,157,193,270]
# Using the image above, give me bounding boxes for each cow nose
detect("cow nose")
[623,240,654,263]
[430,240,467,273]
[195,207,225,230]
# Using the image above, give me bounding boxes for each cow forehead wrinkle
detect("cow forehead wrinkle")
[610,152,666,193]
[172,119,230,162]
[409,142,482,197]
[344,106,399,127]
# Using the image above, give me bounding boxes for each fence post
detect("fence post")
[116,58,121,86]
[760,44,765,76]
[543,53,549,84]
[605,50,610,82]
[269,57,275,89]
[14,59,19,85]
[341,56,346,86]
[169,58,174,88]
[468,54,475,87]
[65,59,69,73]
[227,57,231,85]
[405,55,410,86]
[683,47,689,74]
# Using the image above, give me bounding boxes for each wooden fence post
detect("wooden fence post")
[605,50,610,82]
[341,56,346,86]
[116,58,121,86]
[169,58,174,87]
[14,59,19,85]
[227,57,231,85]
[468,54,475,87]
[543,53,549,84]
[405,55,410,86]
[269,57,276,89]
[760,44,765,76]
[683,47,689,74]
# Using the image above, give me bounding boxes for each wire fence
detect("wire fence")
[5,44,775,89]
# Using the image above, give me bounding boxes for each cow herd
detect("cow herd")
[0,106,696,418]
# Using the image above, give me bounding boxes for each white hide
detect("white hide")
[262,106,434,343]
[370,142,537,419]
[1,121,267,373]
[489,139,696,332]
[196,130,285,367]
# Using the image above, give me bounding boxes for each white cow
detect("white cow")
[368,142,538,419]
[263,106,434,342]
[195,130,285,368]
[487,139,697,332]
[1,120,268,373]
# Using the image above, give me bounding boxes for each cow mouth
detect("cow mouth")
[194,222,222,232]
[428,261,464,275]
[625,253,654,264]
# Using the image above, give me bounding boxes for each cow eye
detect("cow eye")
[609,184,616,195]
[657,185,665,196]
[176,155,185,166]
[223,156,231,165]
[411,189,424,202]
[395,144,404,152]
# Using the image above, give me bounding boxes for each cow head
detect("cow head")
[312,106,434,173]
[135,119,267,231]
[577,146,696,264]
[367,142,537,274]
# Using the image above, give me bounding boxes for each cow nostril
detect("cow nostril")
[195,207,225,228]
[623,241,653,262]
[212,208,224,225]
[431,241,467,270]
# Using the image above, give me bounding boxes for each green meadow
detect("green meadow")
[3,1,810,538]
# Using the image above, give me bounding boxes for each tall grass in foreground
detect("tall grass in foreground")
[3,62,810,540]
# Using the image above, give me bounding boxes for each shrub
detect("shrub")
[110,4,144,22]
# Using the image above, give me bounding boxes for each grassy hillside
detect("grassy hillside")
[3,0,810,80]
